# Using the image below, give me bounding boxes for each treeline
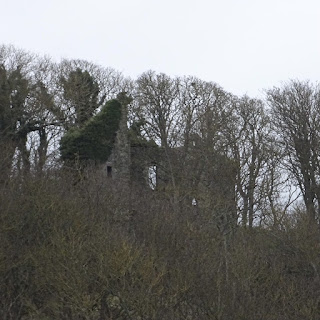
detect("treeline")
[1,44,320,319]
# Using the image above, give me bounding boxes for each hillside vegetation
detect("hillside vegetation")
[1,44,320,319]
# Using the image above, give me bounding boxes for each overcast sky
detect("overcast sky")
[1,0,319,97]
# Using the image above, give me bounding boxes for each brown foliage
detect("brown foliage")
[1,172,320,320]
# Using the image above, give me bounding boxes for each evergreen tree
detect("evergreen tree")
[0,65,30,182]
[61,68,105,127]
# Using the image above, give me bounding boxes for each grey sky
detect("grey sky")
[2,0,319,97]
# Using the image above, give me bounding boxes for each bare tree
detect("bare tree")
[267,80,320,223]
[134,70,181,148]
[225,96,272,227]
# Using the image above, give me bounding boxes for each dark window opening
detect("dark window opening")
[107,166,112,177]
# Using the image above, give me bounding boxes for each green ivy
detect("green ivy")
[60,99,122,164]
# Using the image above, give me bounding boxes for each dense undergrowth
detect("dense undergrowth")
[1,171,320,320]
